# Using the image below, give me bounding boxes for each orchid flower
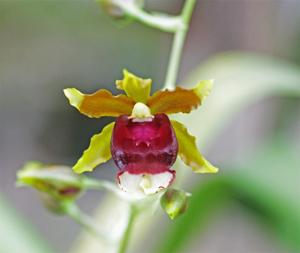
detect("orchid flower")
[64,70,218,197]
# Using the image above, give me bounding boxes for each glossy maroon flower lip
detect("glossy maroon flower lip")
[111,113,178,175]
[110,113,178,195]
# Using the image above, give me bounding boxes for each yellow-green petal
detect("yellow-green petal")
[116,69,152,103]
[64,88,135,118]
[171,120,218,173]
[148,80,213,115]
[73,122,115,173]
[192,79,213,102]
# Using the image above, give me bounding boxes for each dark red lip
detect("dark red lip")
[111,113,178,175]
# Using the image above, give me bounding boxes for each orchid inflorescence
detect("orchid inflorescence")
[64,70,218,197]
[15,1,218,250]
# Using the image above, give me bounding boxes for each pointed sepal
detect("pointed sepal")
[116,69,152,103]
[64,88,135,118]
[73,122,115,173]
[147,80,213,115]
[171,120,218,173]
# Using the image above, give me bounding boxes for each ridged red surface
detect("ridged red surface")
[111,114,178,174]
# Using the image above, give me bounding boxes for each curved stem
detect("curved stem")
[107,0,196,89]
[113,0,183,33]
[164,0,197,90]
[118,204,138,253]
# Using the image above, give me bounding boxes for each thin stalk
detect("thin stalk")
[164,0,197,90]
[118,204,138,253]
[114,0,183,33]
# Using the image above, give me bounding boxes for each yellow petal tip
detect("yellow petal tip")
[63,88,83,108]
[123,68,129,75]
[72,155,96,174]
[193,160,219,174]
[72,164,90,174]
[193,80,214,102]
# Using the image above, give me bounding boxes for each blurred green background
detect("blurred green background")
[0,1,300,253]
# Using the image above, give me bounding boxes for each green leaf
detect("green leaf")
[73,122,115,173]
[0,194,55,253]
[171,120,218,173]
[155,138,300,253]
[116,69,152,103]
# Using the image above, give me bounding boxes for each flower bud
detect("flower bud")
[160,188,190,220]
[17,161,84,201]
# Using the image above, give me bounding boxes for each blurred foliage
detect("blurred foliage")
[154,52,300,253]
[176,52,300,147]
[0,195,55,253]
[156,137,300,253]
[72,52,300,253]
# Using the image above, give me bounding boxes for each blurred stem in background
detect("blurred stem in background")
[107,0,182,32]
[118,204,138,253]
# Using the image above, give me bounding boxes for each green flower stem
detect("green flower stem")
[62,201,115,245]
[113,0,183,33]
[118,204,138,253]
[164,0,197,90]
